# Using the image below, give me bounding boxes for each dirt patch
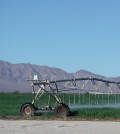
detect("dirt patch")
[0,120,120,134]
[1,115,120,122]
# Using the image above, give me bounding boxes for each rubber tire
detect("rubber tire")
[54,103,70,116]
[20,103,35,117]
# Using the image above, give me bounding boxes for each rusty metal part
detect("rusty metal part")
[20,103,35,117]
[54,103,70,116]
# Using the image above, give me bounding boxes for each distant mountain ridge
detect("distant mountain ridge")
[0,60,120,92]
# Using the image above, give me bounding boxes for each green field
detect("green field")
[1,93,120,119]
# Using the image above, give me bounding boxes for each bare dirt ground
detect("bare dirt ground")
[0,120,120,134]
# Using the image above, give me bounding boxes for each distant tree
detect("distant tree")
[13,90,20,94]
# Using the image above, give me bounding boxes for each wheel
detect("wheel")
[54,103,70,116]
[20,103,35,117]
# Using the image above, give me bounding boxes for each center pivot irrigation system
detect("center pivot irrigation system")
[20,75,120,117]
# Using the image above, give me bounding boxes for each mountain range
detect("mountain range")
[0,60,120,92]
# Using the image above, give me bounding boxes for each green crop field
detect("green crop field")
[0,93,32,116]
[1,93,120,119]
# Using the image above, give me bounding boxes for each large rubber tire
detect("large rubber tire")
[54,103,70,116]
[20,103,35,117]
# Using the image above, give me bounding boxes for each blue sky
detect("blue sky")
[0,0,120,77]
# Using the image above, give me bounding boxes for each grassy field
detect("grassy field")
[1,93,120,119]
[0,93,32,116]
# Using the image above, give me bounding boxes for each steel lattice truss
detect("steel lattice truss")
[28,77,120,104]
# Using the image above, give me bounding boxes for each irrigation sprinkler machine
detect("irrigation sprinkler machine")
[20,75,120,117]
